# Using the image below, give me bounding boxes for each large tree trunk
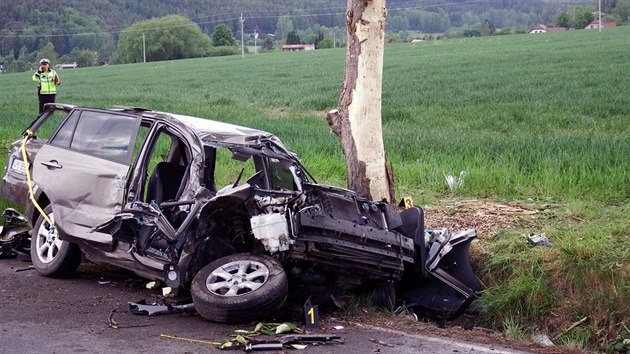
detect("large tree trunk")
[327,0,395,202]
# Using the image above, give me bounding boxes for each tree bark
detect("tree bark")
[327,0,395,202]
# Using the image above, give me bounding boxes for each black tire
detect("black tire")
[371,282,396,309]
[30,205,82,277]
[191,253,288,323]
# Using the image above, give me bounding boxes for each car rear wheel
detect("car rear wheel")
[191,253,288,323]
[31,205,82,277]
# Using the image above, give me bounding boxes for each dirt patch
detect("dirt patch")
[422,198,558,239]
[265,107,328,120]
[266,106,292,118]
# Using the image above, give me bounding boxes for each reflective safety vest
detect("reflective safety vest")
[33,70,60,95]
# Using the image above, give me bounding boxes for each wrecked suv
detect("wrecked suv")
[2,104,479,323]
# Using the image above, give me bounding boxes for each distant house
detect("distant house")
[584,20,617,29]
[281,44,315,52]
[56,62,78,69]
[528,24,567,34]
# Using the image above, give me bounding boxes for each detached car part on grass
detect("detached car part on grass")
[2,103,479,323]
[0,208,31,258]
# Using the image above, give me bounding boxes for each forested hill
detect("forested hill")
[1,0,591,37]
[0,0,599,67]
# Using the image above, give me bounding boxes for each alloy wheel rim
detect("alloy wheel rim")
[206,260,270,297]
[35,213,61,264]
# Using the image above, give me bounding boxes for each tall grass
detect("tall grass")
[0,26,628,350]
[1,27,628,203]
[477,201,629,351]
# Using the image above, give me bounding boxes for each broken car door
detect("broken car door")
[94,124,194,259]
[32,109,142,244]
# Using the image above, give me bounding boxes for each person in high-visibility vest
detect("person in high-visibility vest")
[32,58,61,114]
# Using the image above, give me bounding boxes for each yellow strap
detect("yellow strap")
[20,130,56,233]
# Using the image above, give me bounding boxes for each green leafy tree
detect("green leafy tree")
[1,50,15,67]
[17,45,30,62]
[211,24,236,46]
[36,42,57,64]
[276,16,294,39]
[290,9,309,30]
[601,0,617,13]
[286,31,301,45]
[77,50,98,67]
[116,15,212,63]
[481,19,496,36]
[556,12,570,28]
[496,28,512,35]
[612,0,630,23]
[6,60,26,73]
[317,38,333,49]
[389,15,410,32]
[313,30,324,47]
[60,48,98,67]
[0,29,14,55]
[60,7,113,57]
[261,37,274,51]
[461,11,481,27]
[574,9,595,28]
[558,6,595,29]
[302,33,316,45]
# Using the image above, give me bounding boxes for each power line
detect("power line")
[0,0,494,39]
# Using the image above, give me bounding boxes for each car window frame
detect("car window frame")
[24,107,73,143]
[48,110,80,149]
[47,108,143,166]
[125,120,194,205]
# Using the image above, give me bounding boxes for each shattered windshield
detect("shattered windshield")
[207,139,305,192]
[268,158,294,190]
[213,146,257,188]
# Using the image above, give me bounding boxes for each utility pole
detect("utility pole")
[598,0,602,32]
[142,33,146,63]
[254,30,258,54]
[240,13,245,59]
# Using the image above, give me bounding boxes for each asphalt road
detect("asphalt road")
[0,257,529,354]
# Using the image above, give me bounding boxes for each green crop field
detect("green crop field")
[1,26,628,351]
[1,28,628,202]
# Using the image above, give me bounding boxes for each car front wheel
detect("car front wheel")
[191,253,288,323]
[30,205,82,277]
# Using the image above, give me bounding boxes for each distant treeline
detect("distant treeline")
[3,0,625,71]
